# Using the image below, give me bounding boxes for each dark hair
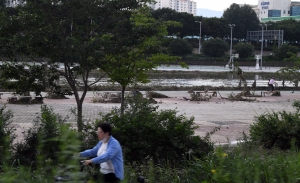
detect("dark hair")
[98,123,112,136]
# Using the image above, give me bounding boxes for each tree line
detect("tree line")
[151,3,300,44]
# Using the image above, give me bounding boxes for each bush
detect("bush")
[250,103,300,150]
[0,106,15,168]
[97,96,213,164]
[168,38,193,56]
[273,44,298,60]
[12,105,72,167]
[202,38,229,57]
[233,42,254,58]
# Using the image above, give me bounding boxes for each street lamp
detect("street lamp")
[228,24,235,66]
[260,23,264,70]
[265,24,268,48]
[195,21,201,54]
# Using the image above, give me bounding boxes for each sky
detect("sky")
[195,0,259,11]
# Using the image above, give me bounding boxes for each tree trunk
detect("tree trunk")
[74,89,87,133]
[121,86,125,115]
[77,101,83,133]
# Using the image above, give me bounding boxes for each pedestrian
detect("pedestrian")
[80,123,124,183]
[268,77,275,91]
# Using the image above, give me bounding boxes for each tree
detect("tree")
[273,44,298,60]
[0,0,5,7]
[223,3,260,40]
[151,8,197,38]
[201,17,229,39]
[0,0,153,133]
[0,63,52,96]
[274,19,300,44]
[277,60,300,91]
[168,38,193,56]
[202,38,229,57]
[100,8,180,113]
[234,42,254,58]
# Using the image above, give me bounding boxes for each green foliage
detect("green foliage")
[98,96,213,164]
[168,38,193,56]
[12,105,70,167]
[100,8,180,113]
[233,42,254,58]
[276,64,300,90]
[292,100,300,112]
[0,0,155,132]
[0,63,51,96]
[202,17,229,39]
[151,8,196,38]
[202,38,229,57]
[250,109,300,150]
[0,125,82,183]
[0,106,15,168]
[223,3,260,40]
[273,44,298,60]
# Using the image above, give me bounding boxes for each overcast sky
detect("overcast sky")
[195,0,258,11]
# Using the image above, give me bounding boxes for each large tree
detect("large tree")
[100,8,181,113]
[223,3,260,40]
[201,17,228,39]
[0,0,154,132]
[274,19,300,44]
[151,8,197,38]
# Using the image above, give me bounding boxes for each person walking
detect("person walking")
[80,123,124,183]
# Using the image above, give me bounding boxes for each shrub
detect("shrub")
[250,106,300,150]
[0,106,15,168]
[273,44,298,60]
[233,42,254,58]
[12,105,71,167]
[202,38,229,57]
[168,38,193,56]
[96,96,214,164]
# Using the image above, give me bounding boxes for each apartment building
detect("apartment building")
[149,0,197,16]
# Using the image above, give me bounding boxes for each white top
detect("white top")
[269,79,275,84]
[97,142,115,174]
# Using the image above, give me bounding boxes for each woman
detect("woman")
[80,123,124,183]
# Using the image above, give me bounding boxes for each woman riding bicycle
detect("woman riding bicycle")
[79,123,124,183]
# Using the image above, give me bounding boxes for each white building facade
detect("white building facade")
[258,0,291,20]
[149,0,197,16]
[5,0,24,7]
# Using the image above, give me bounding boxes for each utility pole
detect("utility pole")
[195,21,201,54]
[260,23,264,70]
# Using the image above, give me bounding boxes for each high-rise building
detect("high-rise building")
[149,0,197,16]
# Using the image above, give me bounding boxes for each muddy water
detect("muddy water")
[88,66,293,88]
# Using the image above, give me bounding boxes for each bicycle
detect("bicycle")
[54,161,145,183]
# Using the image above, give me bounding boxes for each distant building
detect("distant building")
[258,0,291,20]
[290,1,300,16]
[255,0,300,22]
[149,0,197,16]
[5,0,24,7]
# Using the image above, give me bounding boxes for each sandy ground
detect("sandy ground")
[1,90,299,144]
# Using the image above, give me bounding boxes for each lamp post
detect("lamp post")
[228,24,235,63]
[195,21,201,54]
[265,24,268,48]
[260,23,264,70]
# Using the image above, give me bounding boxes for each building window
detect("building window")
[268,10,281,17]
[283,10,286,14]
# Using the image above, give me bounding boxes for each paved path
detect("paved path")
[0,90,299,144]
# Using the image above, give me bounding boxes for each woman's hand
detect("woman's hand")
[83,159,93,165]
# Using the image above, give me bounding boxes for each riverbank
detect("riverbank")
[1,90,299,145]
